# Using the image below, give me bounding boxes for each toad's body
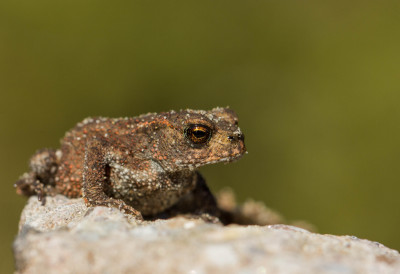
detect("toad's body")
[16,108,246,219]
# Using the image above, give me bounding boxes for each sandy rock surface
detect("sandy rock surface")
[14,195,400,274]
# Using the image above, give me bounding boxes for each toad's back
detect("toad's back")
[55,116,157,197]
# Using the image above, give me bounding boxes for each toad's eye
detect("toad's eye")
[184,124,212,145]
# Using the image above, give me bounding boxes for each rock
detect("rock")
[14,196,400,274]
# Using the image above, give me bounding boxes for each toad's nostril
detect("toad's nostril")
[228,133,244,142]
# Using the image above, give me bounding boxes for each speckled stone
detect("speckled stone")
[14,196,400,274]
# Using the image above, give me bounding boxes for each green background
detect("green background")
[1,1,400,272]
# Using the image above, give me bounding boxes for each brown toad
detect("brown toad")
[15,107,246,220]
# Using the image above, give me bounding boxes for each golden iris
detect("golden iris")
[185,124,212,145]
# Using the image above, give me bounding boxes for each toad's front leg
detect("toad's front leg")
[82,139,143,219]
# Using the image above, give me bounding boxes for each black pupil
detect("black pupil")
[193,129,206,138]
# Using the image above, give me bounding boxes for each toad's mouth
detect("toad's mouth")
[201,153,245,166]
[175,147,246,170]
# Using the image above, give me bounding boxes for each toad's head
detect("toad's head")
[152,107,246,171]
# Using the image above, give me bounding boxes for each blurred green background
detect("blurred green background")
[1,0,400,272]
